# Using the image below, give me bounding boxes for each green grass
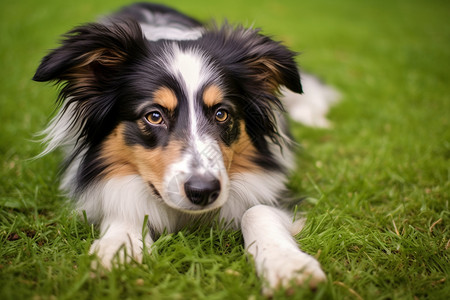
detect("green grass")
[1,0,449,299]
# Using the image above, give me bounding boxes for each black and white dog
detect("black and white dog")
[34,3,334,292]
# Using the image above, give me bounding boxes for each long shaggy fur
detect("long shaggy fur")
[34,3,327,294]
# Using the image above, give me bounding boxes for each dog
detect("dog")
[33,2,328,293]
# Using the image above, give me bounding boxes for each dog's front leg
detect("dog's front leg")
[90,219,153,269]
[85,176,154,269]
[241,205,326,294]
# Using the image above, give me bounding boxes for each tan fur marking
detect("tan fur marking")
[153,87,178,111]
[220,121,261,175]
[64,48,127,90]
[100,125,137,178]
[247,58,283,92]
[79,48,127,68]
[131,141,182,193]
[203,85,223,107]
[101,124,182,194]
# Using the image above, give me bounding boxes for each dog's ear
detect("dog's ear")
[204,25,302,95]
[201,25,303,149]
[33,20,148,147]
[239,31,302,95]
[33,20,147,86]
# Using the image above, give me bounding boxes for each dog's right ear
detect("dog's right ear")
[33,20,147,85]
[33,20,148,147]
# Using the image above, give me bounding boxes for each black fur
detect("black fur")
[33,4,301,191]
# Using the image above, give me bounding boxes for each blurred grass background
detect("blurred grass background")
[1,0,449,299]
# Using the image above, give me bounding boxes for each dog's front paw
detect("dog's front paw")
[260,249,326,295]
[90,232,150,269]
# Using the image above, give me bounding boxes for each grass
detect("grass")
[0,0,449,299]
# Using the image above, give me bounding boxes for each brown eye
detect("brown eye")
[146,111,163,125]
[215,109,228,123]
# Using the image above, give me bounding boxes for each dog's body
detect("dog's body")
[34,3,327,292]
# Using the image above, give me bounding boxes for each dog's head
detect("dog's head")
[34,20,302,213]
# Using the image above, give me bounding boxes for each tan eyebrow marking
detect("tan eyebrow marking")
[203,85,224,107]
[153,87,178,110]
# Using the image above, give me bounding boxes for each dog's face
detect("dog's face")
[101,47,238,213]
[33,21,302,214]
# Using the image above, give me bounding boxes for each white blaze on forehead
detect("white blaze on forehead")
[168,45,212,141]
[163,44,225,183]
[162,45,229,211]
[169,46,208,102]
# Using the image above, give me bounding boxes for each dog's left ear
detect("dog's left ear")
[202,26,303,147]
[240,32,303,95]
[205,26,303,95]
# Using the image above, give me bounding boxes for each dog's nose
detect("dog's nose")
[184,174,221,206]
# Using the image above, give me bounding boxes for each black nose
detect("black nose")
[184,174,221,206]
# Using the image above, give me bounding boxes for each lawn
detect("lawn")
[0,0,448,299]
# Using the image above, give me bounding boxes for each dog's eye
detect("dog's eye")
[146,111,164,125]
[215,109,229,123]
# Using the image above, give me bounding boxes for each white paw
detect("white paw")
[89,232,150,269]
[260,249,326,295]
